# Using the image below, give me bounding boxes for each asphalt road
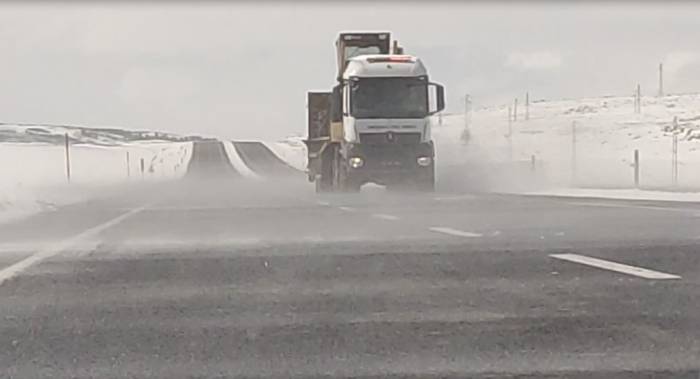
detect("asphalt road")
[186,140,239,179]
[1,141,700,378]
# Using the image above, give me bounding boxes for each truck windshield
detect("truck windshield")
[350,77,428,119]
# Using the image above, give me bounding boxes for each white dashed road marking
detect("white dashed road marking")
[338,206,357,212]
[316,201,331,206]
[550,253,681,280]
[372,214,399,221]
[0,206,148,286]
[429,227,482,238]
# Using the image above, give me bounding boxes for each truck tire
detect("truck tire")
[418,165,436,192]
[340,168,361,192]
[315,146,335,193]
[315,177,329,193]
[417,176,435,192]
[337,155,361,193]
[413,165,435,192]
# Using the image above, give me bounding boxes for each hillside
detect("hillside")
[436,92,700,190]
[0,123,208,146]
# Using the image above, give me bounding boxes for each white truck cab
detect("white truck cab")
[305,32,445,192]
[340,54,440,145]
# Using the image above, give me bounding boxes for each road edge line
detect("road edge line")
[0,205,148,286]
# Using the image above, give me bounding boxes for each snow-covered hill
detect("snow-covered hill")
[0,122,207,145]
[435,92,700,191]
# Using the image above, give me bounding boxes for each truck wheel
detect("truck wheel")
[339,163,361,193]
[315,177,328,193]
[316,148,335,193]
[417,177,435,192]
[415,166,435,192]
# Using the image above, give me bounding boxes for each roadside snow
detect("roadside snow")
[519,188,700,203]
[266,137,307,172]
[435,93,700,191]
[0,141,191,223]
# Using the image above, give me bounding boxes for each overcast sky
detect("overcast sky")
[1,2,699,140]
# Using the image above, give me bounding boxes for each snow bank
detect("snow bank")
[265,136,307,172]
[0,141,191,223]
[518,188,700,203]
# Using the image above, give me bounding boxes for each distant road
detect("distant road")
[232,141,300,177]
[185,140,239,178]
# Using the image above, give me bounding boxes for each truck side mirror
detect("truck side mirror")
[428,83,445,115]
[331,84,343,122]
[436,84,445,112]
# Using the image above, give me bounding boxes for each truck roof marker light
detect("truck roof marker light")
[367,56,414,64]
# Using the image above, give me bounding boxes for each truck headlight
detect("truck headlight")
[417,156,432,167]
[349,157,364,168]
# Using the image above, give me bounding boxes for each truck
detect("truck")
[305,32,445,192]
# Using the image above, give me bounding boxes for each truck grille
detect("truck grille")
[359,132,421,145]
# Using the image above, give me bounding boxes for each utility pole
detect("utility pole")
[126,151,131,179]
[525,92,530,121]
[658,63,664,97]
[513,98,518,122]
[64,133,71,183]
[635,84,642,114]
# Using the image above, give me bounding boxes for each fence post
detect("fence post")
[658,63,664,97]
[460,94,472,144]
[525,92,530,121]
[571,121,577,185]
[672,134,678,187]
[464,94,471,129]
[140,158,145,179]
[634,149,640,188]
[64,133,71,183]
[507,106,513,161]
[513,98,518,122]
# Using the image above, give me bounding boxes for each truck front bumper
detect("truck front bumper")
[343,142,434,185]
